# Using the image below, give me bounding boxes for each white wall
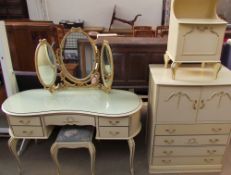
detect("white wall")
[45,0,163,29]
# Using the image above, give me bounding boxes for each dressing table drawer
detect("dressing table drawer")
[8,116,41,126]
[99,117,129,126]
[11,126,44,137]
[44,115,95,126]
[99,127,128,138]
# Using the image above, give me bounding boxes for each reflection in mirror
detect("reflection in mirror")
[61,29,96,80]
[35,39,57,90]
[100,40,114,91]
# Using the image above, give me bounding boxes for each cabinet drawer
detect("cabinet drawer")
[99,127,128,138]
[155,124,231,135]
[44,115,95,126]
[8,116,41,126]
[99,117,129,126]
[152,156,223,166]
[11,126,44,137]
[155,135,229,146]
[153,146,226,157]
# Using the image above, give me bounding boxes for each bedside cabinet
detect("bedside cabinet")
[147,65,231,174]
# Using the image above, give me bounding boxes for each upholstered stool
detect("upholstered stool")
[50,126,96,175]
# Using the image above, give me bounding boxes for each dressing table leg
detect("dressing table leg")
[128,138,135,175]
[88,143,96,175]
[8,137,22,174]
[50,143,61,175]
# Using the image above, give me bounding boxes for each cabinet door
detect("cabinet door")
[156,86,200,123]
[197,86,231,122]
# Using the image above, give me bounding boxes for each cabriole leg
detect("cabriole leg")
[128,138,135,175]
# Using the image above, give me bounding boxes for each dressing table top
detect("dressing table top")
[2,88,142,117]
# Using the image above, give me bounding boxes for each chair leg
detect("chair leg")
[50,143,61,175]
[88,143,96,175]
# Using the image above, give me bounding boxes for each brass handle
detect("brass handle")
[193,100,198,110]
[199,100,205,109]
[188,138,198,144]
[164,139,174,145]
[109,120,120,126]
[22,130,33,135]
[207,150,217,155]
[204,158,214,163]
[165,129,176,134]
[19,120,31,125]
[161,159,172,164]
[212,128,222,133]
[109,131,120,136]
[163,150,173,156]
[209,138,219,144]
[64,117,79,124]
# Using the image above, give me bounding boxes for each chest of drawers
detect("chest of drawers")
[148,65,231,173]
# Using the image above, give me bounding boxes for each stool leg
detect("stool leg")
[128,138,135,175]
[50,143,61,175]
[88,143,96,175]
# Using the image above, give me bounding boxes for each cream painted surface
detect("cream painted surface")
[8,116,41,126]
[45,0,162,28]
[99,127,128,138]
[153,146,226,157]
[11,126,44,137]
[99,117,129,126]
[155,124,231,135]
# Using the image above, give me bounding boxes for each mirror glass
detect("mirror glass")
[61,29,96,81]
[35,39,57,88]
[100,41,114,90]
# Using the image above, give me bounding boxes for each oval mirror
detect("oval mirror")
[59,28,98,84]
[35,39,57,89]
[100,40,114,91]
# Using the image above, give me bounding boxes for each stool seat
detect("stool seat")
[56,126,94,142]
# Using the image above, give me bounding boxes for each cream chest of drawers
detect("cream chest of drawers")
[148,65,231,173]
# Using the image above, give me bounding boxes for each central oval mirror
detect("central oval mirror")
[59,28,98,84]
[35,39,57,90]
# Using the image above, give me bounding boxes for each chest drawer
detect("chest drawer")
[154,135,229,146]
[155,124,231,135]
[152,156,223,166]
[99,127,128,138]
[11,126,44,137]
[153,146,226,157]
[8,116,41,126]
[44,114,95,126]
[99,117,129,126]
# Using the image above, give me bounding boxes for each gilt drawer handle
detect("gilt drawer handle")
[188,138,198,144]
[199,100,205,109]
[212,128,222,133]
[22,130,33,135]
[109,131,120,136]
[165,129,176,134]
[207,150,217,155]
[19,120,31,125]
[109,120,120,125]
[193,100,198,110]
[204,158,214,163]
[209,138,219,144]
[164,139,174,145]
[163,150,173,156]
[64,117,79,124]
[161,159,172,164]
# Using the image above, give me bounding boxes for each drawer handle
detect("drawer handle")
[204,158,214,163]
[19,120,31,125]
[109,120,120,125]
[207,150,217,155]
[109,131,120,136]
[209,138,219,144]
[163,150,173,156]
[212,128,222,133]
[164,139,174,145]
[64,117,79,124]
[161,159,172,164]
[187,138,198,144]
[193,100,198,110]
[165,129,176,134]
[199,100,205,109]
[22,130,33,135]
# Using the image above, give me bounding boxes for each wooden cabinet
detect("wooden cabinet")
[148,64,231,174]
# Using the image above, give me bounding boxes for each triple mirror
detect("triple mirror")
[34,27,114,92]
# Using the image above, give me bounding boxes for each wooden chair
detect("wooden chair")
[50,126,96,175]
[155,25,169,37]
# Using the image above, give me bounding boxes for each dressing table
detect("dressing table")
[2,28,142,175]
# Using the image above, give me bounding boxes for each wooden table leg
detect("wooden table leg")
[128,138,135,175]
[8,137,22,174]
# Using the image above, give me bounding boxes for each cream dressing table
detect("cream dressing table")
[1,28,142,175]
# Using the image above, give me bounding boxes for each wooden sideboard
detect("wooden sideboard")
[96,37,167,91]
